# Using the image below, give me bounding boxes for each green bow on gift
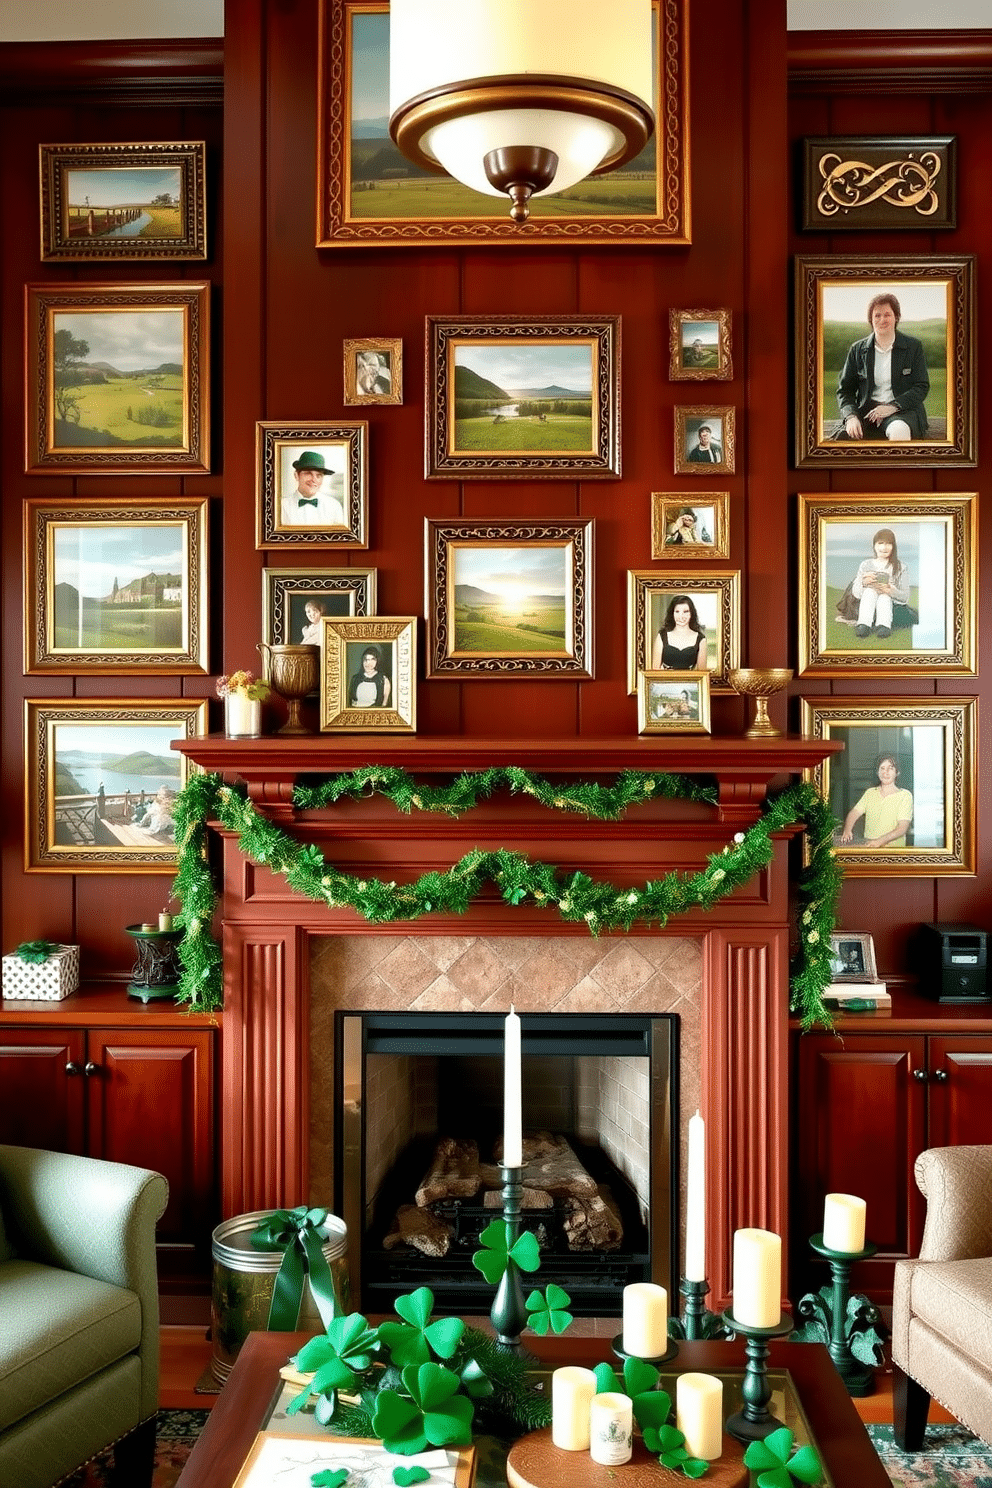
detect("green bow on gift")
[14,940,59,964]
[250,1206,340,1332]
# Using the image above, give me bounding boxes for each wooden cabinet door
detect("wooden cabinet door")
[0,1028,86,1153]
[926,1036,992,1150]
[85,1028,216,1253]
[794,1033,927,1263]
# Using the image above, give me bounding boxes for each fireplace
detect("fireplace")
[335,1011,677,1315]
[174,732,839,1308]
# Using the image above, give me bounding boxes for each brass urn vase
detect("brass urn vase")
[257,643,319,735]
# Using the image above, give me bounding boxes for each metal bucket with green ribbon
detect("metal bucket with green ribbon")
[210,1206,348,1385]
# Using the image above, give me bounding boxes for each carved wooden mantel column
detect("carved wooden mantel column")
[176,733,839,1309]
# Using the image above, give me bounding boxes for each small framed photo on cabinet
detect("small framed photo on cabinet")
[637,670,711,735]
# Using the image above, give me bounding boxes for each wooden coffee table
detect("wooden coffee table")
[176,1330,891,1487]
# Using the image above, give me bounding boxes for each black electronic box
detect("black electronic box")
[919,923,988,1003]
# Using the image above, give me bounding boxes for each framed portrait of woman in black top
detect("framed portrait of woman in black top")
[627,569,740,695]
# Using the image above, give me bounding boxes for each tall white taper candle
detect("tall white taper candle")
[503,1005,522,1167]
[684,1108,706,1282]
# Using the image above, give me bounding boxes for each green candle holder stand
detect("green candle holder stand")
[668,1277,734,1341]
[721,1309,793,1443]
[124,924,183,1002]
[790,1233,884,1397]
[489,1166,535,1359]
[611,1332,679,1366]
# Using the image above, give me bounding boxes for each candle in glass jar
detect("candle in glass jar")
[676,1372,724,1460]
[684,1108,706,1282]
[732,1228,781,1328]
[503,1005,522,1167]
[622,1281,668,1357]
[551,1366,597,1450]
[589,1392,633,1466]
[822,1193,866,1253]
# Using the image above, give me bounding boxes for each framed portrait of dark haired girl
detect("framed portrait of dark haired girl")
[627,569,740,694]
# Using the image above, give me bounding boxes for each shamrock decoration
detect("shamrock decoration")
[310,1472,349,1488]
[525,1284,573,1336]
[648,1424,709,1478]
[371,1362,475,1456]
[471,1218,541,1285]
[743,1427,823,1487]
[288,1313,380,1422]
[392,1470,430,1486]
[378,1286,465,1366]
[591,1360,708,1479]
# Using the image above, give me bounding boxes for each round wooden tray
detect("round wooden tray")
[506,1426,747,1487]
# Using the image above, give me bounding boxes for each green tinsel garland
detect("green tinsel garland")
[169,766,843,1028]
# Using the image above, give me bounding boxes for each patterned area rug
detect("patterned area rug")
[868,1423,992,1487]
[61,1409,210,1487]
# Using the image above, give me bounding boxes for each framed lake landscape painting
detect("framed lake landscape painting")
[315,0,689,248]
[24,496,209,675]
[25,699,207,873]
[794,254,975,468]
[25,281,210,474]
[426,316,620,479]
[797,492,977,677]
[425,517,594,679]
[39,141,207,261]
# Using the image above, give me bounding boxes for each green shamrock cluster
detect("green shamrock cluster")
[593,1359,708,1479]
[743,1426,823,1486]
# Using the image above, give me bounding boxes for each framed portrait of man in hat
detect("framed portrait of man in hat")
[256,421,369,548]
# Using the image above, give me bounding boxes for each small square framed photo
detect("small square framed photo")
[627,569,741,694]
[425,315,620,480]
[829,933,878,983]
[669,309,732,381]
[343,337,402,405]
[25,281,210,474]
[674,407,735,474]
[256,421,368,548]
[798,491,976,677]
[25,698,207,873]
[39,141,207,262]
[651,492,729,559]
[319,617,416,732]
[24,495,209,675]
[425,517,594,679]
[637,670,711,735]
[801,696,976,877]
[801,136,956,233]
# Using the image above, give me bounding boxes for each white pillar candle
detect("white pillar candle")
[732,1228,781,1328]
[676,1372,724,1460]
[589,1392,633,1466]
[551,1366,598,1450]
[158,912,174,932]
[685,1108,706,1282]
[503,1005,522,1167]
[622,1281,668,1357]
[822,1193,867,1254]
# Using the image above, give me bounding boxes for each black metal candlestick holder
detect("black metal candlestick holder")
[611,1332,679,1366]
[792,1234,881,1397]
[124,924,183,1002]
[721,1309,793,1443]
[489,1165,534,1358]
[668,1278,733,1341]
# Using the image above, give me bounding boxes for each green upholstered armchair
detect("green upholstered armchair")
[0,1144,168,1488]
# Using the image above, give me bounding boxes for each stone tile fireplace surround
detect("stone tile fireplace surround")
[176,733,837,1309]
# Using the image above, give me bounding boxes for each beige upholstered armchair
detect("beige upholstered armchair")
[891,1144,992,1450]
[0,1145,168,1488]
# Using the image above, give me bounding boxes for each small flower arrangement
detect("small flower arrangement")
[216,669,271,702]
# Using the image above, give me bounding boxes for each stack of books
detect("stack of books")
[824,980,890,1011]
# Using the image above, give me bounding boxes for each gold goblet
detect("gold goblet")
[257,643,319,735]
[728,667,793,739]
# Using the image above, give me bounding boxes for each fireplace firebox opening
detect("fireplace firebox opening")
[335,1011,678,1317]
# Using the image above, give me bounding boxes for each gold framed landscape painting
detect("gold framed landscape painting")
[25,281,210,474]
[425,517,594,679]
[426,315,620,479]
[25,698,207,873]
[669,308,732,381]
[319,616,417,732]
[39,141,207,261]
[801,696,976,877]
[798,492,976,677]
[24,496,209,675]
[316,0,689,248]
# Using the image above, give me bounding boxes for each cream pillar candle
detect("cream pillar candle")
[732,1228,781,1328]
[589,1392,633,1466]
[503,1005,522,1167]
[822,1193,867,1253]
[684,1108,706,1282]
[676,1372,724,1460]
[158,912,174,932]
[622,1281,668,1357]
[551,1366,598,1450]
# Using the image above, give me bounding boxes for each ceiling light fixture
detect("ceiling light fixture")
[388,0,655,224]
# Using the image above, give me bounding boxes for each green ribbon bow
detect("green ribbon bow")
[14,940,60,964]
[250,1205,339,1332]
